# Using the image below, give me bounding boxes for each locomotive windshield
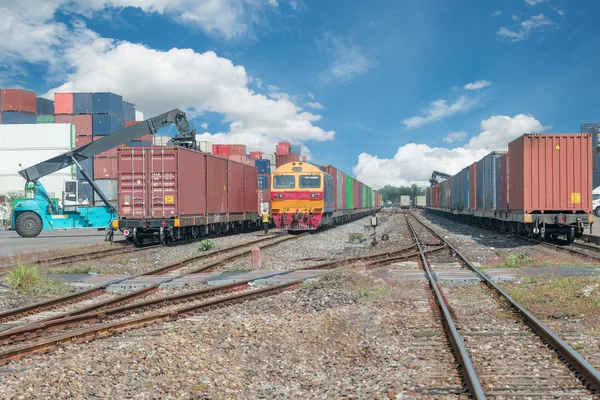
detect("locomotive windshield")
[299,175,321,188]
[273,175,296,189]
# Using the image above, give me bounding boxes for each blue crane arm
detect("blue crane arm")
[18,109,196,183]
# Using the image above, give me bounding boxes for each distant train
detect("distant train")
[426,134,594,243]
[270,162,382,231]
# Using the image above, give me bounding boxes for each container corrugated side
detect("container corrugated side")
[93,114,125,136]
[36,115,54,124]
[92,92,123,115]
[508,134,592,213]
[228,160,245,213]
[244,165,259,213]
[76,158,93,180]
[1,89,36,113]
[206,155,227,214]
[73,93,93,114]
[1,111,36,124]
[36,97,54,115]
[54,93,73,114]
[94,157,118,179]
[123,101,136,121]
[73,114,93,136]
[93,179,118,204]
[255,159,270,174]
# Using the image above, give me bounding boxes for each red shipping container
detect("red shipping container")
[508,134,593,213]
[498,153,509,212]
[54,114,75,124]
[207,155,227,214]
[228,160,245,213]
[54,93,73,114]
[257,188,270,206]
[227,154,245,164]
[93,137,118,158]
[125,121,140,128]
[275,153,301,168]
[300,156,306,162]
[216,145,230,156]
[118,147,208,218]
[94,156,118,179]
[227,144,246,155]
[1,89,36,113]
[136,134,153,142]
[73,114,92,136]
[75,135,92,147]
[276,144,289,156]
[250,152,263,160]
[278,142,291,152]
[469,162,477,210]
[245,165,259,213]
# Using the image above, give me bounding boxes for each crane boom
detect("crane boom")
[429,170,452,187]
[18,109,196,183]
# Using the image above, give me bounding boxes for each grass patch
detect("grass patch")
[501,252,537,268]
[4,263,70,295]
[198,239,217,252]
[502,276,600,317]
[48,264,98,274]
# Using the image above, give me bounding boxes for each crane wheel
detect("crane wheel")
[16,212,43,238]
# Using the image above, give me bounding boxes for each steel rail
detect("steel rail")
[0,279,305,365]
[0,234,298,325]
[408,212,600,392]
[404,214,486,399]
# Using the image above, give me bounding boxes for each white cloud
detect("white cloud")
[525,0,547,5]
[307,92,314,99]
[43,42,334,153]
[553,6,565,16]
[201,122,209,130]
[492,10,502,16]
[402,95,480,129]
[512,13,521,21]
[443,131,467,143]
[354,114,547,188]
[321,33,373,83]
[497,13,553,42]
[464,80,491,90]
[305,102,324,110]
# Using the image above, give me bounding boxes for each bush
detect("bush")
[4,263,41,291]
[4,262,69,294]
[198,239,217,252]
[502,252,536,268]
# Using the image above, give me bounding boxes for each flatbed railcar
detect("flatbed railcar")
[114,146,259,245]
[425,134,594,243]
[270,161,382,231]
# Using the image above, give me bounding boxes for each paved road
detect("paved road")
[0,229,125,257]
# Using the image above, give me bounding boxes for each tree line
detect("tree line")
[377,184,427,204]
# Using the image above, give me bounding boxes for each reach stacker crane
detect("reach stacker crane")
[12,109,197,240]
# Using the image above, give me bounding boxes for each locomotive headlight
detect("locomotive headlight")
[310,193,316,198]
[279,194,284,199]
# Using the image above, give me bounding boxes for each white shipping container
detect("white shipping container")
[415,196,426,207]
[197,141,212,154]
[263,153,276,164]
[135,110,144,121]
[260,201,270,213]
[153,135,171,146]
[0,124,75,150]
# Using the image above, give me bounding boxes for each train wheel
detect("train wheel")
[567,228,575,244]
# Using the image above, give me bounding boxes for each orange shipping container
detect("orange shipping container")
[75,135,92,147]
[125,121,140,128]
[73,114,93,136]
[508,134,593,213]
[54,93,73,114]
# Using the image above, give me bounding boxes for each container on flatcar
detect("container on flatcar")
[469,162,477,210]
[480,151,507,211]
[507,134,593,213]
[499,153,509,212]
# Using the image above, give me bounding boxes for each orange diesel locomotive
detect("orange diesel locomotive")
[270,162,382,231]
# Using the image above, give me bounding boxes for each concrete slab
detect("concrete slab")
[254,270,327,285]
[434,271,482,285]
[484,266,600,279]
[389,261,419,270]
[368,269,426,282]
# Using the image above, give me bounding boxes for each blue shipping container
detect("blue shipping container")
[73,93,92,114]
[123,101,136,121]
[255,159,270,174]
[93,114,124,136]
[475,159,485,210]
[290,144,302,155]
[1,111,36,124]
[36,97,54,115]
[482,151,506,211]
[92,92,123,115]
[76,159,94,180]
[258,175,269,190]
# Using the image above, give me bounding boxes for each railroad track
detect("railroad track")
[0,242,161,274]
[405,212,600,398]
[0,233,299,325]
[0,224,443,365]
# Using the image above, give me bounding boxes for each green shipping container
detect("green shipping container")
[36,115,55,124]
[345,175,354,209]
[362,186,367,208]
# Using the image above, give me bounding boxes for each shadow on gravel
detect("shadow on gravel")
[417,210,539,251]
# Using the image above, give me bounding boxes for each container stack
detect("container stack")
[212,144,247,163]
[0,89,36,124]
[36,97,55,123]
[154,136,171,146]
[197,141,213,153]
[275,141,302,167]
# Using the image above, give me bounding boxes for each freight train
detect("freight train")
[426,134,594,243]
[270,162,382,231]
[113,146,259,245]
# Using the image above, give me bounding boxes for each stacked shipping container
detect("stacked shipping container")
[1,89,36,125]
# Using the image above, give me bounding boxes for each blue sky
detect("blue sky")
[2,0,598,188]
